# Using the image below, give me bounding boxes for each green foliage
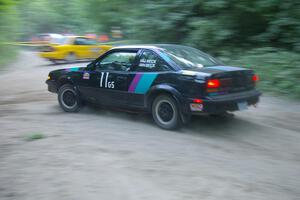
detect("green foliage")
[0,0,299,97]
[184,18,234,52]
[0,0,19,65]
[25,132,45,141]
[11,0,300,51]
[18,0,89,36]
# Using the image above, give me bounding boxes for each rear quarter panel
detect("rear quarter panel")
[147,72,205,103]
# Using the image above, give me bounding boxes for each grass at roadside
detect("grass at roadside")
[25,132,45,141]
[0,44,18,68]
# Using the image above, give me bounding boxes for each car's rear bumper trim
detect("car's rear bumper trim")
[188,90,261,114]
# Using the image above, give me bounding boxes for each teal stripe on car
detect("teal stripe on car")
[134,73,158,94]
[66,67,80,72]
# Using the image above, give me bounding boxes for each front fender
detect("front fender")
[57,75,75,88]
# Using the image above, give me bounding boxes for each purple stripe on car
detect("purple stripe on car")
[128,73,143,92]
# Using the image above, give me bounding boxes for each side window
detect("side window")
[84,38,97,45]
[74,38,85,45]
[95,51,137,71]
[134,50,170,72]
[74,38,96,45]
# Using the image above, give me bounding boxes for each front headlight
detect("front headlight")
[47,75,51,80]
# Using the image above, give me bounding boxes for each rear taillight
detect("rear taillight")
[206,79,220,88]
[193,99,203,104]
[252,74,259,82]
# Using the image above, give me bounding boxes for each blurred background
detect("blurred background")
[0,0,299,98]
[1,2,300,199]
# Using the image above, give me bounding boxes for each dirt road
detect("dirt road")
[0,51,300,200]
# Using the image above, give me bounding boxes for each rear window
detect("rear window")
[162,45,222,69]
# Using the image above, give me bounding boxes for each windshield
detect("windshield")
[162,45,222,69]
[50,37,68,45]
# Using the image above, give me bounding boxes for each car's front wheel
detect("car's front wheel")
[58,84,82,112]
[152,95,181,130]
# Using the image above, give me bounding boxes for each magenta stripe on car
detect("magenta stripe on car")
[128,73,143,92]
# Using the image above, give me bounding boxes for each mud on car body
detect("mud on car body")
[46,44,261,129]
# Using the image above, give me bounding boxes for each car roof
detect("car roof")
[64,35,93,39]
[111,44,190,51]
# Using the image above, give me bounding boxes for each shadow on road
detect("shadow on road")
[67,102,263,138]
[186,115,263,137]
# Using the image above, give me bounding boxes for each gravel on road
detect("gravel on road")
[0,51,300,200]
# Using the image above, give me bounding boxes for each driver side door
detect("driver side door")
[78,50,138,107]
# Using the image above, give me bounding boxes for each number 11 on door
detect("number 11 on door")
[100,72,114,88]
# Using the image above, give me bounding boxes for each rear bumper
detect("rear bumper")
[189,90,261,114]
[46,80,58,93]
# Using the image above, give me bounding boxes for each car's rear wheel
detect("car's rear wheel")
[65,53,76,63]
[58,84,82,112]
[152,95,181,130]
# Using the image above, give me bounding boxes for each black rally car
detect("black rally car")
[46,44,261,129]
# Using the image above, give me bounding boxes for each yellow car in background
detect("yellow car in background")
[39,36,112,63]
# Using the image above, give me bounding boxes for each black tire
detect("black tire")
[58,84,82,112]
[152,95,181,130]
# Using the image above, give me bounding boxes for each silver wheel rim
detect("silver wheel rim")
[60,89,78,109]
[155,99,176,125]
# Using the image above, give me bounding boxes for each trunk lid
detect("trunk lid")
[197,66,256,94]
